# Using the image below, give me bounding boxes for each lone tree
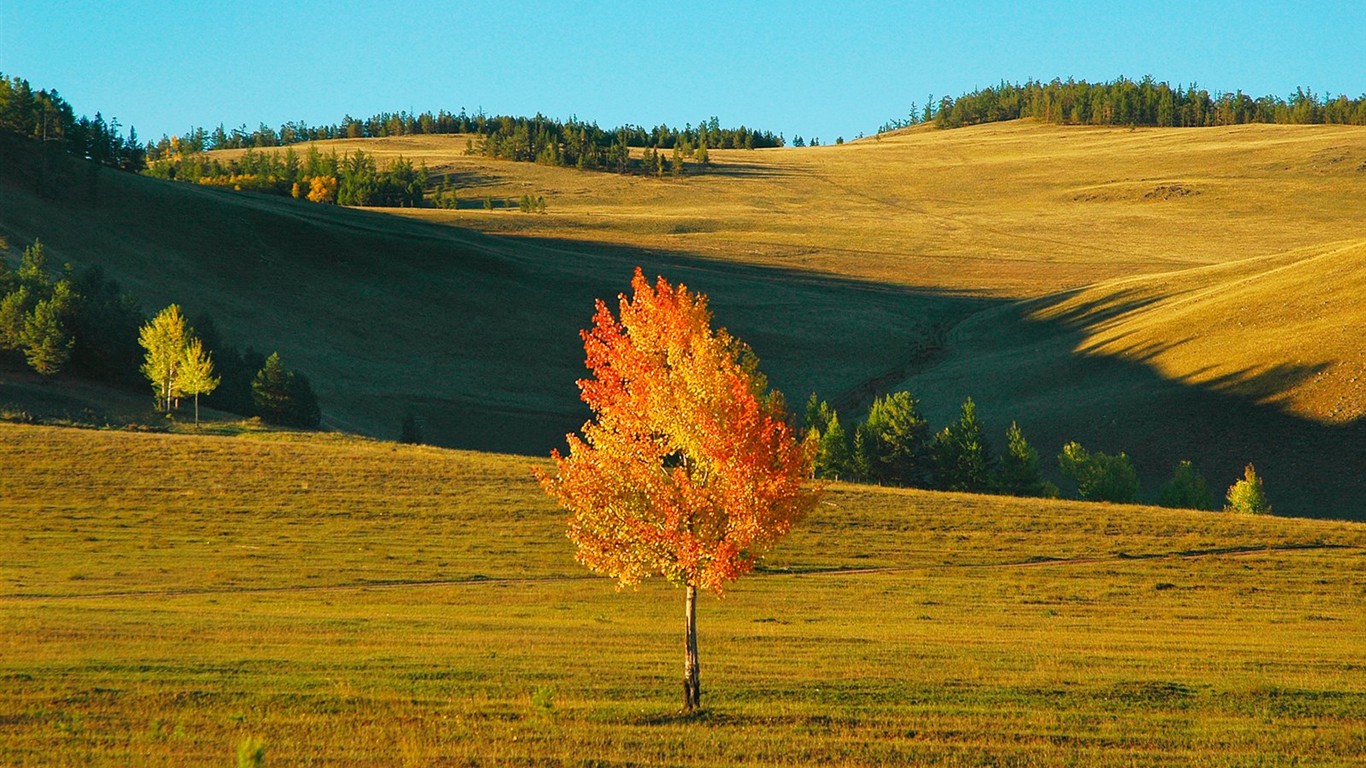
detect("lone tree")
[537,269,818,712]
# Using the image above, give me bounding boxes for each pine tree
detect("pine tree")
[176,337,220,427]
[251,351,292,424]
[995,421,1047,497]
[861,391,930,486]
[399,412,423,444]
[815,411,852,479]
[803,393,835,435]
[22,297,72,376]
[0,286,33,350]
[286,372,321,428]
[17,239,48,286]
[931,397,992,492]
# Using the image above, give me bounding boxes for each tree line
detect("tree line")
[0,73,145,171]
[0,239,320,429]
[805,391,1270,513]
[925,76,1366,130]
[147,110,781,163]
[144,145,427,207]
[146,115,737,180]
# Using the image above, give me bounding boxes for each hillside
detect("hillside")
[0,138,962,452]
[3,424,1364,765]
[3,120,1365,515]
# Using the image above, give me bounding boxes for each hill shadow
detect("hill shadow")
[3,144,1361,521]
[904,294,1365,521]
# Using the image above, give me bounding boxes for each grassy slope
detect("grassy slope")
[3,120,1365,515]
[905,237,1366,518]
[217,122,1366,296]
[0,147,965,452]
[2,424,1365,766]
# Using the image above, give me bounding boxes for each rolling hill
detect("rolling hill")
[2,119,1364,516]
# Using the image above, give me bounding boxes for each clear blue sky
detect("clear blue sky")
[2,1,1362,143]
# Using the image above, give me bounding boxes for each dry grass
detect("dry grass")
[4,119,1365,515]
[237,121,1366,296]
[3,423,1366,765]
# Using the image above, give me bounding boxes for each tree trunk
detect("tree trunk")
[683,584,701,711]
[194,393,200,427]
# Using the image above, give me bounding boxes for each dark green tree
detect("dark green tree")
[399,412,424,444]
[68,266,144,385]
[1058,442,1139,503]
[22,296,72,376]
[931,397,992,492]
[995,421,1050,497]
[861,391,930,486]
[252,352,321,428]
[1158,460,1215,510]
[286,372,321,428]
[252,352,293,424]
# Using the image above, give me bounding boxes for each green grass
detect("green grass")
[3,423,1365,765]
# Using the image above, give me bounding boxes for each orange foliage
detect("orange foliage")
[537,269,818,594]
[307,176,337,204]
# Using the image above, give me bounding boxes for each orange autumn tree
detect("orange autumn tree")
[537,268,819,711]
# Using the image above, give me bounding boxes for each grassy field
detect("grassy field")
[3,120,1365,515]
[3,423,1366,766]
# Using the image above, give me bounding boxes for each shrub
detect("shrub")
[1225,463,1271,514]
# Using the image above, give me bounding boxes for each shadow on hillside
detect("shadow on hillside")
[701,161,799,179]
[5,144,1362,520]
[907,293,1365,520]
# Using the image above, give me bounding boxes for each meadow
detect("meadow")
[3,422,1365,766]
[5,119,1364,515]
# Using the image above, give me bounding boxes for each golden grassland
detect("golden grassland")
[3,423,1366,766]
[218,122,1366,296]
[3,120,1365,515]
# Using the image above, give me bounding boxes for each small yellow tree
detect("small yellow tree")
[1225,463,1271,514]
[176,337,219,427]
[139,304,188,412]
[307,176,338,204]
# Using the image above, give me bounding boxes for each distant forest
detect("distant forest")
[8,70,1366,194]
[145,112,783,169]
[904,77,1366,130]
